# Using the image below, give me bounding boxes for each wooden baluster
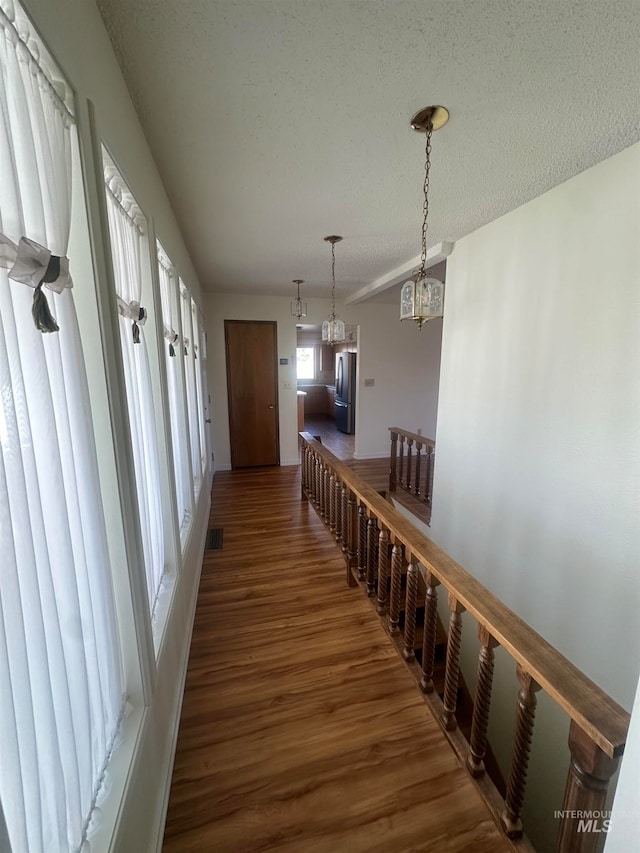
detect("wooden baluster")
[301,443,307,498]
[406,438,413,491]
[376,529,390,614]
[556,720,620,853]
[414,442,422,497]
[388,543,403,636]
[467,627,500,777]
[366,515,378,596]
[346,490,358,586]
[307,447,313,499]
[314,455,322,508]
[323,464,330,523]
[501,664,542,838]
[441,594,466,731]
[318,461,325,518]
[357,503,367,581]
[403,554,419,661]
[340,484,348,552]
[334,477,342,543]
[419,571,440,693]
[398,435,405,487]
[389,430,398,493]
[329,473,336,533]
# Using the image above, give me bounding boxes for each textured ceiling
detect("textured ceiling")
[95,0,640,300]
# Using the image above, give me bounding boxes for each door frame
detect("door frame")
[224,319,280,469]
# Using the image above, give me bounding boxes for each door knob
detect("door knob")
[268,404,274,409]
[205,418,212,423]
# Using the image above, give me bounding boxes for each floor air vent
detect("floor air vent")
[206,528,223,550]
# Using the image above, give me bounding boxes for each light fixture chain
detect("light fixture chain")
[420,122,433,278]
[331,240,337,320]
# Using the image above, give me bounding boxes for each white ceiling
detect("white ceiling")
[95,0,640,301]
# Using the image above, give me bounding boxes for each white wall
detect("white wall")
[23,2,211,851]
[204,293,443,468]
[429,143,640,850]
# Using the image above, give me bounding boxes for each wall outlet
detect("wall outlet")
[364,378,375,387]
[282,381,291,390]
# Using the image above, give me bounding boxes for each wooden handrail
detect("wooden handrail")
[301,431,629,849]
[301,432,628,758]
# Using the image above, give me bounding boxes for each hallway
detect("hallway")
[162,466,511,852]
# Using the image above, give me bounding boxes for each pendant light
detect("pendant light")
[400,105,449,328]
[322,235,346,345]
[291,279,307,319]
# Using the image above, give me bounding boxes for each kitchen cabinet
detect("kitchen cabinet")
[320,344,334,372]
[302,385,327,415]
[326,385,336,417]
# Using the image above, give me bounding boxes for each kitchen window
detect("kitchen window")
[296,346,315,380]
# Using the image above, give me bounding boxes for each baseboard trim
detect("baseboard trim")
[353,450,389,460]
[151,490,211,853]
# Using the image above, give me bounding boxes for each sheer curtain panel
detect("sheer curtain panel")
[0,3,124,851]
[192,300,207,473]
[104,162,166,620]
[157,244,191,538]
[180,280,201,495]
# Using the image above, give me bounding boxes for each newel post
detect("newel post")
[389,430,398,493]
[555,721,620,853]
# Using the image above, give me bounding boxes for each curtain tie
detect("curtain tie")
[0,234,73,333]
[117,297,147,343]
[163,325,179,357]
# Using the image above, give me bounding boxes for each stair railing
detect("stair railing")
[389,426,435,509]
[301,432,629,853]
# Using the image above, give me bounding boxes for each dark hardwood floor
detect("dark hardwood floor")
[303,414,355,459]
[162,467,510,852]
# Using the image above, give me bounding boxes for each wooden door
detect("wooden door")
[225,320,280,468]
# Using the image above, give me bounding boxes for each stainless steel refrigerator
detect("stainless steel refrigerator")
[335,351,356,434]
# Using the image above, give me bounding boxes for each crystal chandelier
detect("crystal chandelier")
[290,279,307,319]
[322,235,346,345]
[400,105,449,329]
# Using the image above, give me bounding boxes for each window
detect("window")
[157,243,192,542]
[296,346,315,379]
[103,154,167,621]
[192,299,207,472]
[180,280,201,496]
[0,3,124,849]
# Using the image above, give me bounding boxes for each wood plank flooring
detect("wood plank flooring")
[162,466,510,852]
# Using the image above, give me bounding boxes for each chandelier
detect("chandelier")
[290,279,307,319]
[400,105,449,328]
[322,235,345,345]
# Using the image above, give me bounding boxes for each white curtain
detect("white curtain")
[157,245,191,537]
[0,3,124,852]
[180,281,201,495]
[192,299,207,473]
[104,168,165,619]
